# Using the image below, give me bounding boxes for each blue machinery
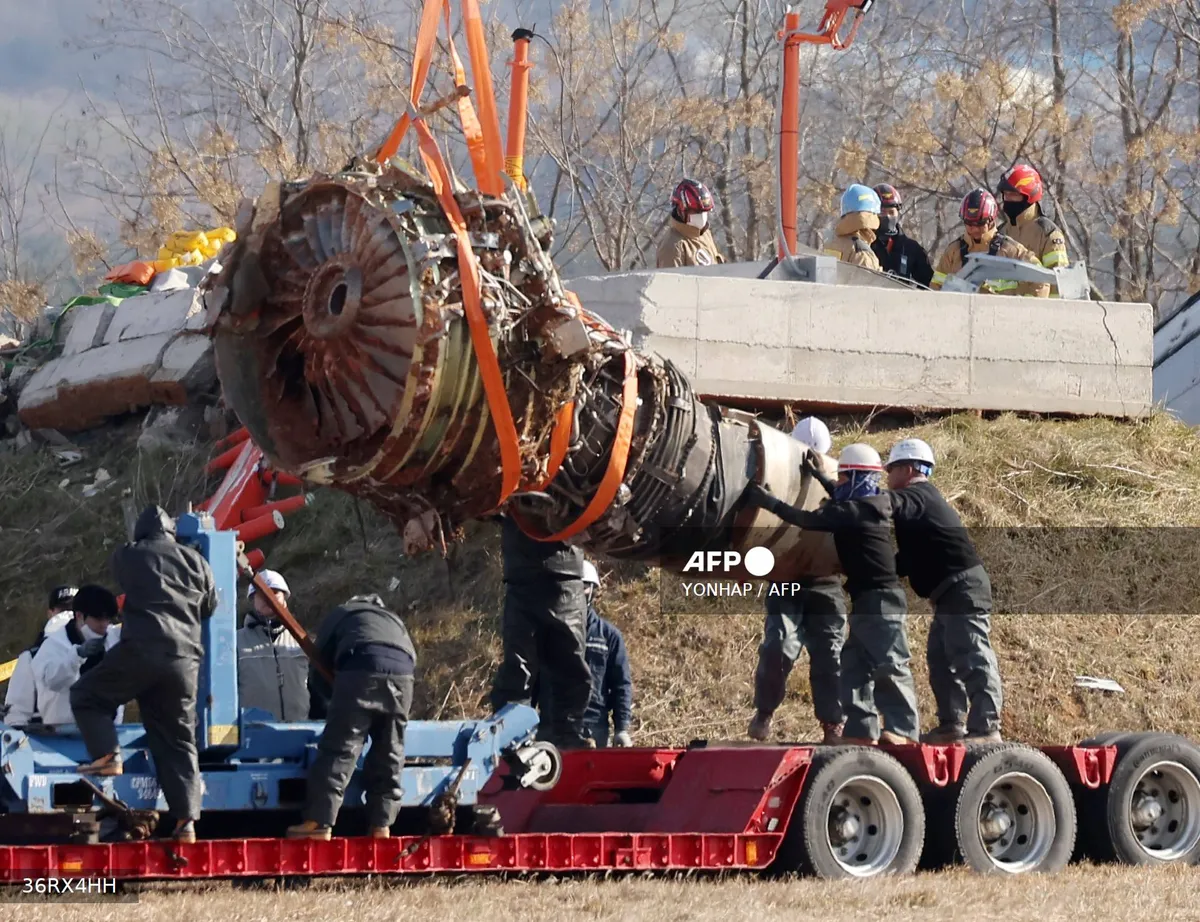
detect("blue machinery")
[0,512,559,840]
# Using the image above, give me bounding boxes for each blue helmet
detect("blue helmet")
[841,184,882,216]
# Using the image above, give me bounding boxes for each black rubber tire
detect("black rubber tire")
[1100,734,1200,866]
[954,743,1076,874]
[777,747,925,880]
[1079,731,1135,748]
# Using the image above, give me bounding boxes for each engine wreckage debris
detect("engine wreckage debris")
[205,162,835,578]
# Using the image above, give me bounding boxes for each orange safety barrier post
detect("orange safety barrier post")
[505,28,534,192]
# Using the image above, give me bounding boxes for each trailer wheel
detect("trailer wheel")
[1102,735,1200,865]
[954,744,1075,874]
[785,747,925,879]
[524,741,563,792]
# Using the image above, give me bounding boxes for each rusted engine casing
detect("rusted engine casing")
[205,164,837,576]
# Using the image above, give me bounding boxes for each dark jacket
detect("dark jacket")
[872,232,934,287]
[111,505,217,660]
[583,607,633,734]
[888,480,983,598]
[750,486,900,596]
[501,515,585,582]
[236,615,311,721]
[308,597,416,718]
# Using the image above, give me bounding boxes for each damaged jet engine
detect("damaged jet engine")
[205,162,836,578]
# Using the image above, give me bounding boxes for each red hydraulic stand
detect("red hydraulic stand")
[196,428,310,568]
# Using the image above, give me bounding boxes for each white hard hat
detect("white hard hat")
[886,438,936,469]
[790,417,832,454]
[837,443,883,473]
[247,569,290,599]
[582,561,601,587]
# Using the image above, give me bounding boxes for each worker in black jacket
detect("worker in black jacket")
[71,505,217,843]
[871,184,934,287]
[744,444,920,746]
[885,438,1002,744]
[489,516,592,749]
[288,594,416,841]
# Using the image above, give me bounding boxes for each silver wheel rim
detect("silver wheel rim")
[1127,760,1200,861]
[824,774,905,877]
[973,771,1056,873]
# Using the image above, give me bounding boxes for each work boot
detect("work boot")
[964,729,1003,745]
[920,723,966,744]
[170,820,196,844]
[878,731,917,746]
[369,827,391,839]
[286,820,332,841]
[820,722,844,745]
[77,753,123,776]
[748,711,772,742]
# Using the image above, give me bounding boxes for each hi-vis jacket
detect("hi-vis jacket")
[931,228,1049,297]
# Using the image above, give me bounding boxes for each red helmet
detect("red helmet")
[874,183,902,208]
[960,189,998,226]
[671,179,713,218]
[998,164,1043,204]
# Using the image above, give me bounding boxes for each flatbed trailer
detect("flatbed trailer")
[3,734,1197,884]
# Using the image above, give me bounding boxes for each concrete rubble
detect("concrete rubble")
[14,289,215,432]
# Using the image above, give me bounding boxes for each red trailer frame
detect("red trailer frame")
[0,743,1118,883]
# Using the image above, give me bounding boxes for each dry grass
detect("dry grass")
[16,865,1200,921]
[4,411,1200,745]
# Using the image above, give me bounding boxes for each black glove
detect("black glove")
[75,636,106,658]
[800,448,821,475]
[743,481,773,508]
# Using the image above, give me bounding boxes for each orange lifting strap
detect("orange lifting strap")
[373,0,639,527]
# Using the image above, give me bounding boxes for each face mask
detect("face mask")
[687,212,708,230]
[81,623,105,642]
[1003,201,1027,222]
[878,215,900,236]
[832,471,881,502]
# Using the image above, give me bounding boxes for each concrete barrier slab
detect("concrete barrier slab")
[566,269,1153,418]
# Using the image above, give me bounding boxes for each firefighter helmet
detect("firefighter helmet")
[998,164,1044,204]
[671,179,714,218]
[960,189,998,226]
[841,184,882,216]
[874,183,903,209]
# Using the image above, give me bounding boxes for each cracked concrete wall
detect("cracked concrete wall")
[568,269,1153,418]
[17,290,215,431]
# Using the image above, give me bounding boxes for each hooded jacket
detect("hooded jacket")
[3,611,73,725]
[236,614,311,721]
[931,227,1049,297]
[31,620,123,726]
[111,505,218,659]
[655,218,724,268]
[824,212,882,271]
